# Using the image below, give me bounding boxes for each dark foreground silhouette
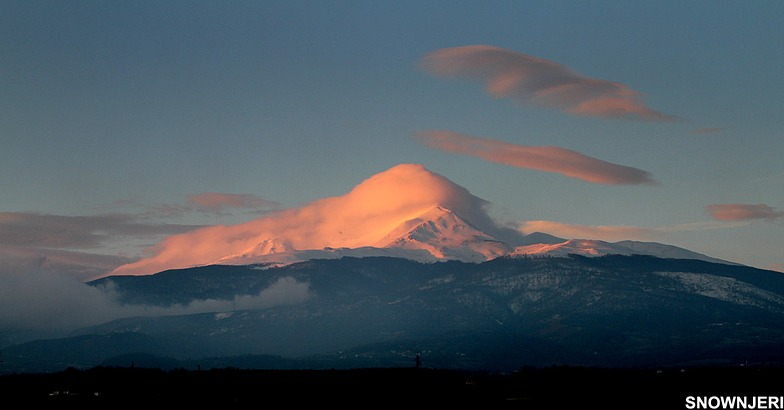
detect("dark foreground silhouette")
[1,365,782,407]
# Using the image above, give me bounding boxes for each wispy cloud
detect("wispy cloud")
[0,180,359,340]
[0,244,132,282]
[707,204,784,221]
[416,130,657,185]
[520,219,741,243]
[521,220,658,242]
[421,45,677,121]
[188,192,280,214]
[0,193,279,280]
[113,192,280,219]
[0,206,304,338]
[0,265,310,343]
[0,212,200,249]
[0,212,203,281]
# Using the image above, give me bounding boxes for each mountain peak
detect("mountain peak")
[106,164,736,278]
[509,238,737,265]
[376,205,511,262]
[108,164,510,276]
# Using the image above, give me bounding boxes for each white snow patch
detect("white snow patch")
[655,271,784,311]
[214,312,233,320]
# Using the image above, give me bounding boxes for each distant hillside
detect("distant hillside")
[4,255,783,374]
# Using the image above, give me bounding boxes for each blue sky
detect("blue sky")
[1,0,783,276]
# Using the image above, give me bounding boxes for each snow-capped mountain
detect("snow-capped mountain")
[105,164,742,278]
[375,206,511,262]
[217,206,514,267]
[510,238,735,265]
[213,205,733,268]
[5,164,780,374]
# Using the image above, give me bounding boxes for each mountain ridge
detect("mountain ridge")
[210,205,736,269]
[5,254,783,373]
[104,164,749,278]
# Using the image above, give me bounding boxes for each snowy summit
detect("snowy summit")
[106,164,734,277]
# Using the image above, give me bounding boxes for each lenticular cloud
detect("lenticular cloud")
[421,45,677,121]
[109,164,517,276]
[417,130,657,185]
[707,204,784,221]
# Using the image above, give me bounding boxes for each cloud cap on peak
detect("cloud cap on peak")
[421,45,678,121]
[108,164,523,277]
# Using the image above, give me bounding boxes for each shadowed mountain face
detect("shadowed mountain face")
[4,255,784,373]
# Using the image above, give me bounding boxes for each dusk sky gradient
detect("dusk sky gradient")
[2,1,783,283]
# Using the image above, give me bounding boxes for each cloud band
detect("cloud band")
[416,130,657,185]
[707,204,784,221]
[421,45,677,121]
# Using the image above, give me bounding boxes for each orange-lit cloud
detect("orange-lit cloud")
[109,164,525,276]
[520,219,738,243]
[416,130,657,185]
[521,220,656,242]
[421,45,677,121]
[707,204,784,221]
